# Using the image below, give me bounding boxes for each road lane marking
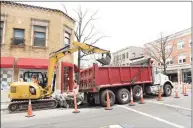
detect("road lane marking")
[147,101,191,111]
[117,105,185,128]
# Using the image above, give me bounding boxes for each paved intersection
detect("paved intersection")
[1,90,192,128]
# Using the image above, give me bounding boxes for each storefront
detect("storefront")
[1,57,79,91]
[182,68,192,84]
[15,58,49,82]
[0,57,15,90]
[166,69,178,82]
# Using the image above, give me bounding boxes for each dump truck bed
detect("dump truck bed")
[79,63,153,92]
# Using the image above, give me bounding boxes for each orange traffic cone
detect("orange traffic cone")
[157,87,163,101]
[72,91,80,113]
[25,99,35,117]
[181,83,185,94]
[105,90,113,110]
[139,87,145,104]
[183,84,188,96]
[129,88,135,106]
[174,83,180,98]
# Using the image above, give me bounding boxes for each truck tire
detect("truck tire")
[163,84,172,97]
[116,88,130,104]
[133,85,142,101]
[87,93,95,106]
[100,89,115,107]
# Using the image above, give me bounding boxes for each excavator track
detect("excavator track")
[8,98,58,113]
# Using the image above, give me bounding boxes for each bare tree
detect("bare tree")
[62,5,108,83]
[144,33,176,74]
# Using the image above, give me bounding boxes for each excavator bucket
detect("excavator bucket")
[96,52,111,65]
[72,42,112,65]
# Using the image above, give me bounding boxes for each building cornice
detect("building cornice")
[1,1,76,23]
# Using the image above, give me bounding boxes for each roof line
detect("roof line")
[1,1,76,23]
[145,27,192,45]
[113,46,143,54]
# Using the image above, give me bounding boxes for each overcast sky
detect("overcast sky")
[19,2,191,52]
[18,2,191,66]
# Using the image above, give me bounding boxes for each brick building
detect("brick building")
[0,1,77,91]
[144,28,192,83]
[111,46,144,66]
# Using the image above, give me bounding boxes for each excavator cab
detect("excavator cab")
[23,71,48,88]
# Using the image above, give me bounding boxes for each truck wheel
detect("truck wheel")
[133,85,142,100]
[87,93,95,106]
[164,84,172,97]
[100,89,115,107]
[116,88,130,104]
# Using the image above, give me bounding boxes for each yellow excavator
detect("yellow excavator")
[8,41,111,112]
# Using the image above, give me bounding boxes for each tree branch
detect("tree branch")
[80,9,99,37]
[90,36,108,45]
[73,8,81,20]
[82,25,95,42]
[82,9,88,19]
[62,4,68,15]
[144,45,162,63]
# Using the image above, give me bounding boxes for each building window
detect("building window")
[132,53,136,58]
[158,63,163,66]
[33,25,46,47]
[0,21,4,44]
[126,52,129,58]
[12,28,25,45]
[1,68,14,90]
[177,40,184,49]
[166,58,173,65]
[64,31,71,46]
[165,45,172,52]
[178,53,186,64]
[116,56,119,61]
[122,53,125,60]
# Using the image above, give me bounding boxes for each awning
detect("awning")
[16,58,80,72]
[16,58,49,69]
[0,57,15,68]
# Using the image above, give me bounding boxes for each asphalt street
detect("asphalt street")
[1,90,192,128]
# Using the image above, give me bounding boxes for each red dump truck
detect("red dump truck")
[79,58,174,106]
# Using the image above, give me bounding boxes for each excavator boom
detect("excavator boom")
[46,42,111,95]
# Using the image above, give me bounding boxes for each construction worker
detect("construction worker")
[68,80,79,96]
[32,75,38,84]
[67,80,83,105]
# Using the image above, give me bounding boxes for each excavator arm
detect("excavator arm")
[45,41,111,95]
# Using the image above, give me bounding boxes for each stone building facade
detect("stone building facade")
[112,46,144,66]
[0,1,76,91]
[144,28,192,83]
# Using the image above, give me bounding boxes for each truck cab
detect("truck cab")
[145,66,174,96]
